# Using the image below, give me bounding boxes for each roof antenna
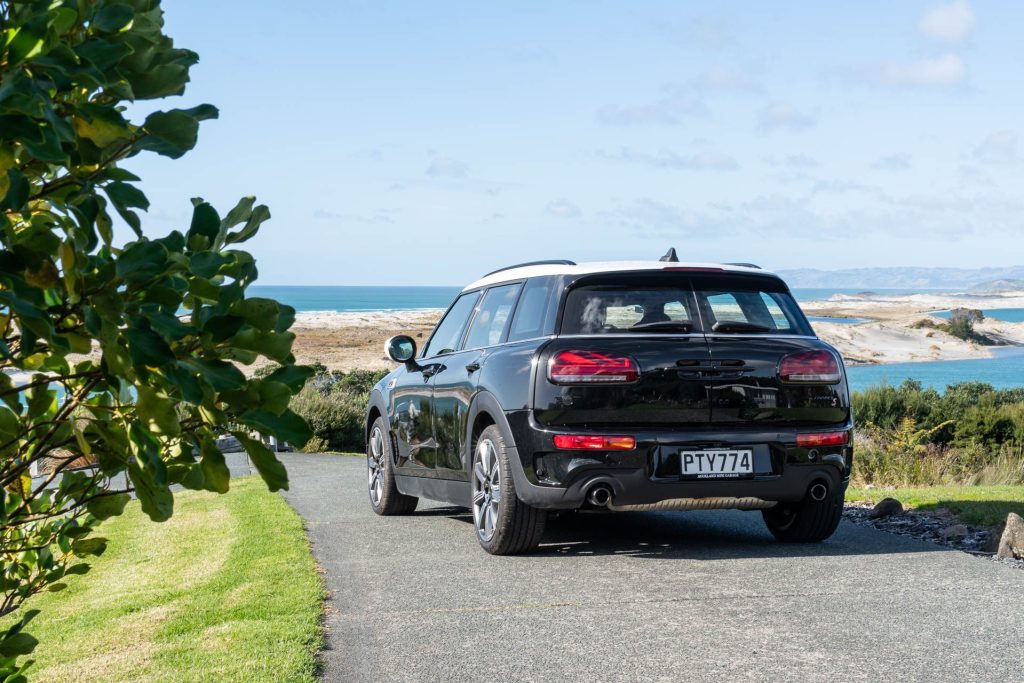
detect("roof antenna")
[659,247,679,263]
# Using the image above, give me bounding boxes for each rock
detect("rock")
[869,497,903,519]
[997,513,1024,560]
[941,524,969,540]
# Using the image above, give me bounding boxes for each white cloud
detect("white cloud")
[545,199,582,218]
[766,154,819,169]
[872,153,912,170]
[876,53,966,86]
[972,131,1018,164]
[600,147,739,171]
[426,156,469,178]
[919,1,976,44]
[693,65,762,93]
[756,103,816,133]
[597,86,708,126]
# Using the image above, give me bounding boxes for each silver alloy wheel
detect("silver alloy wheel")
[367,426,385,507]
[472,438,501,542]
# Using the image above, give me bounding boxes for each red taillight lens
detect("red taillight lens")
[553,435,636,450]
[548,350,639,384]
[779,350,842,384]
[796,431,850,447]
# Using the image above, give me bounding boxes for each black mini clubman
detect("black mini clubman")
[365,256,853,555]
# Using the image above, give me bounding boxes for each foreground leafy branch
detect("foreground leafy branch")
[0,1,312,677]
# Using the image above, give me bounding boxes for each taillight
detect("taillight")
[779,350,842,384]
[796,431,850,447]
[548,350,639,384]
[553,435,636,450]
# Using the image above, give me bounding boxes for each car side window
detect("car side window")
[463,283,522,350]
[422,292,480,358]
[508,278,552,342]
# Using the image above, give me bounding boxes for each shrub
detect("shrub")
[289,369,389,452]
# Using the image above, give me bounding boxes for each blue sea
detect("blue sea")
[251,285,1024,391]
[931,308,1024,323]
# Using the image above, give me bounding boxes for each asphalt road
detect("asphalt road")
[280,453,1024,683]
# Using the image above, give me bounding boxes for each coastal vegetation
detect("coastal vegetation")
[851,380,1024,487]
[911,308,995,345]
[287,366,388,453]
[0,478,323,682]
[0,0,311,676]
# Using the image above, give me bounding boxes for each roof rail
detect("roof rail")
[481,259,577,278]
[725,262,761,269]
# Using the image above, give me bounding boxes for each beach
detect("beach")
[279,290,1024,373]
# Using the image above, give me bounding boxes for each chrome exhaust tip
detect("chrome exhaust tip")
[809,481,829,502]
[587,485,612,507]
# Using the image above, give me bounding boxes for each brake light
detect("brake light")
[553,435,636,450]
[796,431,850,447]
[779,350,842,383]
[548,350,639,384]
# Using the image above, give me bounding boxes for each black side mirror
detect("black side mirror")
[385,335,417,363]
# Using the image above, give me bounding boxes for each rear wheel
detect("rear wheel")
[472,425,546,555]
[762,485,844,542]
[367,417,417,515]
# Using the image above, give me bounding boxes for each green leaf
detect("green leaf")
[181,357,246,391]
[239,408,311,448]
[136,386,180,435]
[229,298,280,332]
[228,329,295,363]
[116,240,167,282]
[105,181,149,211]
[225,204,270,244]
[71,537,107,557]
[5,24,45,64]
[188,201,220,241]
[0,631,38,657]
[199,438,230,494]
[128,462,173,522]
[233,432,288,491]
[264,364,314,392]
[92,4,134,32]
[124,328,173,368]
[86,492,129,520]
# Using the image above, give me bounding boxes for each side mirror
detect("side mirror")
[385,335,417,363]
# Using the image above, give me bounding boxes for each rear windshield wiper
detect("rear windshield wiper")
[712,321,772,333]
[628,321,694,333]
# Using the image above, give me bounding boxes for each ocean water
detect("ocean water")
[931,308,1024,323]
[249,286,939,313]
[249,285,460,312]
[244,285,1024,391]
[845,349,1024,393]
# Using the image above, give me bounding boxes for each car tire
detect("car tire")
[471,424,547,555]
[367,417,418,515]
[761,484,845,543]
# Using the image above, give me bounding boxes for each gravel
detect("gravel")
[843,503,1024,571]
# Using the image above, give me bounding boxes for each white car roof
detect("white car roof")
[463,261,776,291]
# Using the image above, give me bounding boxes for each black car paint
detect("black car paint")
[367,270,852,510]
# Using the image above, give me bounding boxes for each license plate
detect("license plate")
[680,449,753,479]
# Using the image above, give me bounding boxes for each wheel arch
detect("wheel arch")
[365,389,391,448]
[464,391,516,473]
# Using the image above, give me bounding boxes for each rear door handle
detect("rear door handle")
[465,361,481,373]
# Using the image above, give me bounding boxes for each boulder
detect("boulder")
[996,512,1024,560]
[869,497,903,519]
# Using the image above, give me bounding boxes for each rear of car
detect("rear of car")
[505,267,852,542]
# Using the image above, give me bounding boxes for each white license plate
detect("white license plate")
[680,449,753,479]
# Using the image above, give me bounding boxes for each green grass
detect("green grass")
[3,477,323,682]
[847,485,1024,526]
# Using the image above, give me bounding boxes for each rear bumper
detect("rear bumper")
[505,411,853,510]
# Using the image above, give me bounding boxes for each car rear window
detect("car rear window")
[560,274,811,335]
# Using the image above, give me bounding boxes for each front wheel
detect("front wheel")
[762,485,845,542]
[367,417,417,515]
[471,425,546,555]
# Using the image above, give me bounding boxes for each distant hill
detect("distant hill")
[969,278,1024,293]
[776,266,1024,291]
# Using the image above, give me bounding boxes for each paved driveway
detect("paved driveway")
[280,453,1024,682]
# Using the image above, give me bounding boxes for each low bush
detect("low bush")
[288,368,390,452]
[851,380,1024,487]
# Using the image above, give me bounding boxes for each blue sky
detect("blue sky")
[126,1,1023,285]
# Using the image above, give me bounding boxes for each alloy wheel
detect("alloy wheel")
[367,426,386,507]
[472,438,501,541]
